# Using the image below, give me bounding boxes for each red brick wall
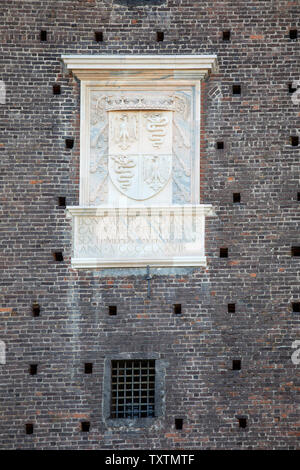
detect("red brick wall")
[0,0,299,449]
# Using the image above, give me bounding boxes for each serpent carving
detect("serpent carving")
[146,113,169,148]
[111,155,136,189]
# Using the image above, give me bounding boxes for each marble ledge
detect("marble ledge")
[66,204,216,217]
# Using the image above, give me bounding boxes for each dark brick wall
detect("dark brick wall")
[1,0,299,449]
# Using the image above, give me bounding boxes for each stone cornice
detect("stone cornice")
[61,54,218,81]
[67,204,216,217]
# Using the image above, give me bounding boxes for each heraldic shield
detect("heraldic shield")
[108,110,173,201]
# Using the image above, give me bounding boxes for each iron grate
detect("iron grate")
[111,360,155,419]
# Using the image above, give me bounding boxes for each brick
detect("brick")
[0,0,298,451]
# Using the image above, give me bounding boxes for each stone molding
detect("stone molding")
[61,54,218,80]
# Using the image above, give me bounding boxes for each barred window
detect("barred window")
[111,360,155,419]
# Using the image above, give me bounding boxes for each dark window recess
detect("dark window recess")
[232,360,241,370]
[291,246,300,257]
[228,303,235,313]
[289,29,298,40]
[40,30,47,41]
[233,193,241,203]
[157,31,164,42]
[297,192,300,201]
[52,84,61,95]
[175,418,183,430]
[292,302,300,313]
[95,31,103,42]
[109,305,117,316]
[84,363,93,374]
[29,364,38,375]
[173,304,182,315]
[232,84,241,95]
[216,141,224,150]
[289,83,297,94]
[25,423,34,435]
[32,303,40,317]
[239,418,247,428]
[58,197,66,208]
[222,30,231,41]
[81,421,90,432]
[220,247,228,258]
[65,138,74,149]
[111,359,155,419]
[291,136,299,147]
[53,251,64,262]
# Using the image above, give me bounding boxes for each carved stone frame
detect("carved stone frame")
[80,81,202,206]
[62,55,218,269]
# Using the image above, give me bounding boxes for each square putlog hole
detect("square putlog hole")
[65,138,74,149]
[232,84,241,95]
[29,364,38,375]
[232,359,241,371]
[289,29,298,40]
[222,30,231,41]
[52,84,61,95]
[292,302,300,313]
[291,246,300,257]
[53,251,64,262]
[291,136,299,147]
[175,418,183,430]
[84,363,93,374]
[228,303,235,313]
[95,31,103,42]
[40,30,47,41]
[216,141,224,150]
[220,247,228,258]
[58,197,66,208]
[25,423,34,435]
[173,304,182,315]
[32,303,40,317]
[289,83,297,94]
[81,421,90,432]
[233,193,241,203]
[156,31,164,42]
[238,418,247,428]
[108,305,117,316]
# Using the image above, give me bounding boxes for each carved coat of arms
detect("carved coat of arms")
[108,110,172,200]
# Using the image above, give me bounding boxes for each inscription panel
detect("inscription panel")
[69,205,213,268]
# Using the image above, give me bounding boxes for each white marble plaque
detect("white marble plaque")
[62,55,218,268]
